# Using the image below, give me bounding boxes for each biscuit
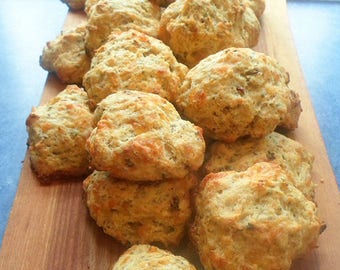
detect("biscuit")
[60,0,85,10]
[85,0,161,55]
[83,170,198,247]
[86,90,205,181]
[40,23,91,85]
[158,0,260,67]
[83,29,188,107]
[191,162,322,270]
[203,132,315,200]
[26,85,94,182]
[112,244,197,269]
[244,0,265,18]
[175,48,302,142]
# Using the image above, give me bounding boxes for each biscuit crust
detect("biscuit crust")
[86,90,205,181]
[84,171,198,247]
[203,132,315,200]
[40,23,91,85]
[175,48,302,142]
[112,244,197,269]
[85,0,161,55]
[26,85,94,182]
[159,0,260,67]
[83,29,188,107]
[191,162,322,270]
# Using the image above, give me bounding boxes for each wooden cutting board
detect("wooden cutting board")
[1,0,339,269]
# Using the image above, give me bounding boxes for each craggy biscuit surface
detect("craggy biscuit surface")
[84,171,198,247]
[26,85,94,182]
[85,0,161,55]
[204,132,315,200]
[112,244,197,269]
[159,0,260,67]
[60,0,85,10]
[176,48,302,142]
[191,162,322,270]
[87,90,205,181]
[83,29,187,107]
[40,23,91,85]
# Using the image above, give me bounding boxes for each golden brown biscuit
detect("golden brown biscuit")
[26,85,94,182]
[243,0,265,18]
[86,90,205,181]
[191,162,322,270]
[83,170,198,247]
[175,48,302,142]
[203,132,315,200]
[40,23,91,85]
[60,0,85,10]
[112,244,197,269]
[83,29,188,108]
[85,0,161,55]
[159,0,260,67]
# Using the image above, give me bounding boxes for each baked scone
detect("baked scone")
[243,0,265,18]
[60,0,85,10]
[112,244,197,269]
[203,132,315,200]
[83,29,188,108]
[175,48,302,142]
[191,162,323,270]
[85,0,161,55]
[26,85,94,182]
[83,170,198,247]
[158,0,260,67]
[40,23,91,85]
[87,90,205,181]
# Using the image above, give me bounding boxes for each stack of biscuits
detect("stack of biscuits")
[25,0,325,269]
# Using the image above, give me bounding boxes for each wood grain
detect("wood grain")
[1,1,339,269]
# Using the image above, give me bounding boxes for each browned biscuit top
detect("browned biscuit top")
[87,90,205,181]
[191,162,322,270]
[176,48,301,142]
[159,0,260,67]
[40,23,91,85]
[83,29,187,107]
[84,171,198,247]
[111,244,197,269]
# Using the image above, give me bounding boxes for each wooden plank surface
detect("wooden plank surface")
[1,0,340,269]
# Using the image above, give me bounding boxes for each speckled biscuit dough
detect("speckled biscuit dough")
[40,23,91,85]
[83,171,198,247]
[86,90,205,181]
[158,0,260,67]
[60,0,85,10]
[244,0,265,18]
[85,0,161,55]
[191,162,322,270]
[83,29,188,108]
[203,132,315,200]
[175,48,302,142]
[112,244,197,269]
[26,85,94,182]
